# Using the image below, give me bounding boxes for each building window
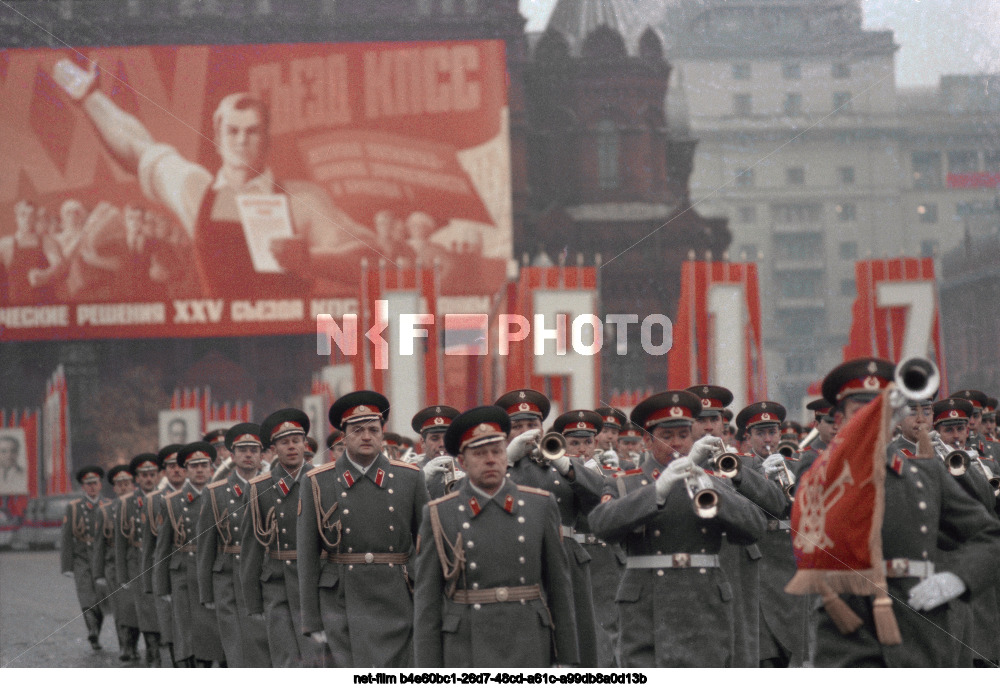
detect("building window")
[778,310,823,336]
[596,120,620,190]
[838,166,855,184]
[948,150,978,174]
[779,273,820,299]
[733,93,753,116]
[773,203,822,224]
[784,93,803,116]
[782,63,801,80]
[734,168,754,188]
[786,167,805,185]
[732,63,751,80]
[912,151,943,188]
[839,241,857,260]
[832,63,851,79]
[921,240,939,258]
[835,203,857,222]
[917,203,938,223]
[985,150,1000,172]
[776,234,823,260]
[832,92,852,112]
[840,278,857,296]
[738,206,757,224]
[738,243,759,260]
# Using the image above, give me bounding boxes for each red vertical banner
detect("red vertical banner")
[668,261,767,411]
[842,257,946,394]
[41,366,70,495]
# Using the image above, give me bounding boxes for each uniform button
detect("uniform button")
[285,560,291,566]
[520,577,526,584]
[472,583,479,589]
[345,528,351,534]
[230,500,235,504]
[916,481,924,488]
[657,570,664,576]
[282,528,286,534]
[185,517,191,522]
[920,525,928,533]
[517,517,525,524]
[641,480,648,486]
[462,523,470,530]
[910,467,918,474]
[388,489,394,494]
[343,509,349,515]
[918,501,927,510]
[279,513,284,518]
[277,499,282,504]
[519,557,526,564]
[188,552,194,557]
[389,525,395,531]
[469,562,477,570]
[518,535,525,542]
[556,498,561,503]
[699,568,706,574]
[388,546,394,552]
[234,527,239,532]
[348,565,354,570]
[553,480,560,486]
[922,551,928,559]
[467,541,474,548]
[653,530,661,537]
[389,506,394,512]
[284,543,289,548]
[347,547,353,553]
[388,473,394,479]
[657,550,663,555]
[518,500,524,506]
[458,505,466,512]
[700,549,706,553]
[473,604,481,611]
[235,555,240,560]
[341,492,347,498]
[701,527,708,534]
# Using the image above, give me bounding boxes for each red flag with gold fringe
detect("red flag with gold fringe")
[785,388,902,645]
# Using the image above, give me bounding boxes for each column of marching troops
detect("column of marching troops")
[59,357,1000,668]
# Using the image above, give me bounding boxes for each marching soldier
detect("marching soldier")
[197,423,271,667]
[687,385,733,443]
[796,399,838,478]
[615,422,644,467]
[497,389,606,667]
[141,444,185,666]
[811,359,1000,667]
[950,390,1000,475]
[94,464,139,663]
[413,405,461,499]
[556,409,624,668]
[589,391,767,667]
[153,442,225,667]
[985,398,998,441]
[735,401,806,667]
[413,406,578,667]
[240,409,318,667]
[204,428,231,469]
[298,391,429,667]
[116,453,163,666]
[594,406,628,469]
[61,466,110,651]
[325,429,345,464]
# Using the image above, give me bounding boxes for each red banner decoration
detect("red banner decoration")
[842,258,947,396]
[668,261,766,411]
[786,389,901,644]
[0,40,511,341]
[42,366,70,495]
[171,386,252,434]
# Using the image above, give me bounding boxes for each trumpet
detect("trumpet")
[766,445,796,500]
[708,442,741,480]
[442,457,461,493]
[928,430,979,478]
[890,357,941,424]
[530,431,568,464]
[776,439,800,460]
[685,469,719,519]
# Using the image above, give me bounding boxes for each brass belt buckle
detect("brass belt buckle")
[364,552,374,564]
[495,586,509,602]
[672,553,690,568]
[890,558,907,576]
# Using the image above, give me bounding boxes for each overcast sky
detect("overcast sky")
[519,0,1000,88]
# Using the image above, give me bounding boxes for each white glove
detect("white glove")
[310,631,328,644]
[583,458,601,473]
[204,602,215,610]
[506,429,541,465]
[762,454,787,479]
[908,572,967,611]
[599,450,620,468]
[655,457,694,503]
[53,59,98,101]
[688,435,724,467]
[550,454,571,476]
[160,594,172,603]
[95,577,107,587]
[422,455,453,478]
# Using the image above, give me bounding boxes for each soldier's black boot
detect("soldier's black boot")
[83,608,102,651]
[194,658,212,668]
[116,624,131,662]
[143,632,161,667]
[163,641,176,668]
[126,626,141,663]
[174,656,194,668]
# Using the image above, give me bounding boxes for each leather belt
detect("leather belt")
[626,553,720,569]
[767,519,792,531]
[269,550,297,560]
[326,552,409,565]
[560,525,576,539]
[884,558,935,579]
[222,545,241,555]
[178,544,197,553]
[578,533,607,546]
[451,584,542,604]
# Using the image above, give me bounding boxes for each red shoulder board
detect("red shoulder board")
[619,468,644,476]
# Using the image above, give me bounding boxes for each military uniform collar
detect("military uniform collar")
[338,452,389,488]
[271,460,308,483]
[460,479,518,517]
[641,454,664,480]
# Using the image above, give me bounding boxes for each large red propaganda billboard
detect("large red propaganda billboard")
[0,40,511,340]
